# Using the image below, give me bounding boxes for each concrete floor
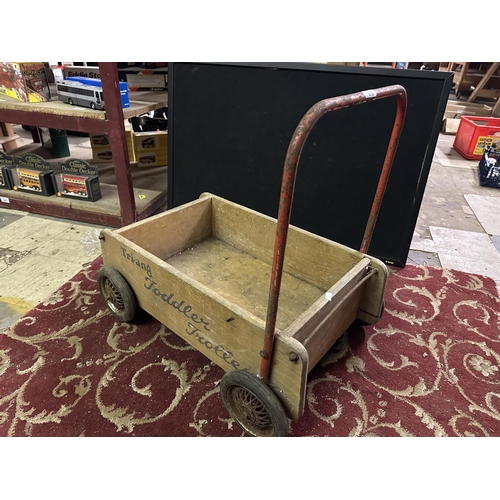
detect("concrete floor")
[408,132,500,291]
[0,206,107,330]
[1,108,500,332]
[0,126,108,330]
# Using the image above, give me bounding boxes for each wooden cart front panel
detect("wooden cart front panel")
[100,230,309,420]
[356,257,387,324]
[286,257,373,370]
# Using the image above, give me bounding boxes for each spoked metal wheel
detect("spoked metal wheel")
[97,265,137,322]
[220,371,289,437]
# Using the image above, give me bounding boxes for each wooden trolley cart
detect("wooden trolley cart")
[97,85,407,436]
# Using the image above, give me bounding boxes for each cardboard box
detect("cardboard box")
[90,128,135,162]
[89,134,110,147]
[133,131,168,152]
[126,73,167,90]
[91,147,114,164]
[10,154,55,196]
[444,101,492,119]
[132,130,168,167]
[0,62,50,103]
[52,159,102,202]
[63,66,101,79]
[0,166,13,189]
[0,152,15,189]
[126,128,135,161]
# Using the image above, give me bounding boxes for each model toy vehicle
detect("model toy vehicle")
[56,79,105,110]
[14,168,42,191]
[61,175,88,196]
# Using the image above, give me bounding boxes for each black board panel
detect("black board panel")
[168,62,452,266]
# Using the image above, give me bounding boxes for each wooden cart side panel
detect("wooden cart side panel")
[209,194,363,290]
[100,231,308,420]
[356,257,388,324]
[115,196,213,260]
[286,258,371,370]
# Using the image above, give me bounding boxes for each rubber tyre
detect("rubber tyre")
[220,371,289,437]
[97,265,137,322]
[91,102,96,110]
[68,98,74,105]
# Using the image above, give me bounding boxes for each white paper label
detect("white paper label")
[362,90,377,98]
[325,292,333,301]
[0,197,10,203]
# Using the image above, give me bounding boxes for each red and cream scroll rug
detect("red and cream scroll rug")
[1,257,500,437]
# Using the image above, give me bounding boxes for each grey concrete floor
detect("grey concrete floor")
[0,206,107,330]
[409,132,500,292]
[0,126,109,331]
[1,110,500,332]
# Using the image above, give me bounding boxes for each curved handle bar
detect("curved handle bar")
[259,84,407,381]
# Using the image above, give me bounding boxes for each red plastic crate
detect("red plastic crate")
[453,115,500,160]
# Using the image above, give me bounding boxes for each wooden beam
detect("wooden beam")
[492,96,500,117]
[98,62,137,225]
[467,62,500,102]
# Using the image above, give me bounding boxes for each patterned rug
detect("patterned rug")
[1,257,500,437]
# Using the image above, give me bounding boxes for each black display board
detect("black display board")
[168,62,452,266]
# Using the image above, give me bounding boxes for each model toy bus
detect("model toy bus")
[65,76,130,109]
[60,175,88,196]
[56,80,105,110]
[14,169,42,191]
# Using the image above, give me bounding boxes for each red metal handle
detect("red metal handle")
[259,84,407,381]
